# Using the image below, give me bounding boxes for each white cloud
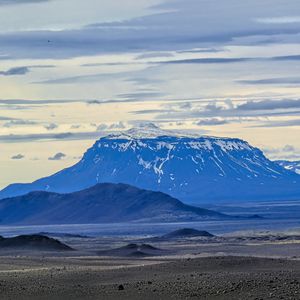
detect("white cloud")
[256,16,300,24]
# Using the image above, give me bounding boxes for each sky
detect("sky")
[0,0,300,188]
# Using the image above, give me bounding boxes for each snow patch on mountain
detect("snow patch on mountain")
[276,160,300,175]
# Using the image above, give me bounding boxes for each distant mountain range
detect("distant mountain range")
[1,124,299,203]
[0,183,227,225]
[275,160,300,175]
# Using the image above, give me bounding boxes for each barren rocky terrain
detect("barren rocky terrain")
[0,232,300,299]
[0,255,299,300]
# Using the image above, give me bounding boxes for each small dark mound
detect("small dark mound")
[120,243,139,250]
[140,244,160,251]
[97,243,167,257]
[162,228,215,239]
[0,234,73,251]
[248,214,264,219]
[127,251,149,257]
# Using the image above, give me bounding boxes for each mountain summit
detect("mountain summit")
[1,124,299,203]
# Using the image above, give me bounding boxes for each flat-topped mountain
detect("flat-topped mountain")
[0,183,227,225]
[1,124,299,203]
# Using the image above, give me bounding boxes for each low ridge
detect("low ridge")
[162,228,215,239]
[0,183,227,225]
[97,243,168,257]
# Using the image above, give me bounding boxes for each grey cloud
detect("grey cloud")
[0,0,49,5]
[272,55,300,61]
[160,58,250,64]
[81,54,300,69]
[97,122,126,131]
[44,123,58,130]
[204,103,226,112]
[135,52,174,60]
[237,99,300,111]
[263,144,299,160]
[0,99,84,105]
[283,145,296,152]
[118,92,166,100]
[156,98,300,121]
[0,66,29,76]
[0,104,40,110]
[0,116,15,121]
[3,119,36,127]
[70,124,81,129]
[86,99,141,106]
[132,109,169,115]
[0,65,53,76]
[108,122,126,129]
[195,117,261,126]
[97,124,108,131]
[177,48,225,54]
[154,55,300,68]
[87,100,105,105]
[277,154,300,160]
[37,66,159,86]
[81,62,138,67]
[238,77,300,85]
[0,55,12,60]
[125,76,164,86]
[0,131,103,143]
[178,103,192,110]
[2,0,300,59]
[195,118,229,126]
[250,119,300,128]
[256,16,300,24]
[48,152,66,161]
[73,156,82,160]
[33,69,140,84]
[11,154,25,160]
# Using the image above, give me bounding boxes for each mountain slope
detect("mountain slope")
[275,160,300,175]
[0,183,226,225]
[1,124,299,203]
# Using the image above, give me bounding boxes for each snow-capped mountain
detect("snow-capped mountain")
[275,160,300,175]
[1,124,299,203]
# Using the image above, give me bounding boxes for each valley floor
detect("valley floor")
[1,234,300,299]
[0,255,300,299]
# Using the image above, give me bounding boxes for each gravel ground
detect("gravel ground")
[0,255,300,300]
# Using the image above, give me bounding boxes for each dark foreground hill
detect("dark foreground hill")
[0,183,227,225]
[0,235,73,251]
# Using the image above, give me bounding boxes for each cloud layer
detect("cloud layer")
[0,0,299,188]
